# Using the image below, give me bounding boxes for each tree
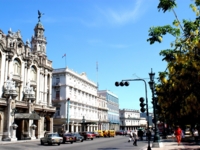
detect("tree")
[147,0,200,127]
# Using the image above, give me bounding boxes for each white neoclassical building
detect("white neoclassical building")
[0,16,55,141]
[119,109,147,131]
[52,68,108,133]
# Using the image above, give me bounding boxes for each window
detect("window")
[56,91,60,99]
[56,107,60,116]
[56,78,60,84]
[30,66,37,81]
[13,59,21,75]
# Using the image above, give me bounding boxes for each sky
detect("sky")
[0,0,196,112]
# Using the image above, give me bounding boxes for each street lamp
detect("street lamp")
[148,68,160,147]
[115,78,151,150]
[67,98,70,132]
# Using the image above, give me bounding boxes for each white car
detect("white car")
[40,133,63,146]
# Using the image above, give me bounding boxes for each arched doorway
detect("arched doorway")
[15,119,23,140]
[44,116,50,132]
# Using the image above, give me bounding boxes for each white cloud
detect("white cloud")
[82,0,146,27]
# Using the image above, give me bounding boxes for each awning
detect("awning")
[79,122,97,125]
[15,113,40,120]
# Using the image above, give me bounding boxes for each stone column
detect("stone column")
[71,122,74,132]
[28,100,33,139]
[4,57,8,82]
[0,54,6,97]
[50,117,53,133]
[37,118,41,138]
[75,123,78,132]
[48,75,52,106]
[44,71,47,104]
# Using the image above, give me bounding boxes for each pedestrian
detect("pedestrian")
[133,130,138,146]
[193,128,199,144]
[174,125,182,146]
[146,130,152,141]
[128,131,133,142]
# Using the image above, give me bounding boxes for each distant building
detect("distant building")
[52,68,108,133]
[98,90,120,130]
[119,109,147,130]
[140,112,154,129]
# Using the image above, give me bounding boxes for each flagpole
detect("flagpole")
[65,55,66,67]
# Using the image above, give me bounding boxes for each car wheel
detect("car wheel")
[58,143,60,146]
[71,142,73,144]
[48,141,52,145]
[81,139,83,142]
[91,138,93,140]
[40,140,44,145]
[62,139,65,144]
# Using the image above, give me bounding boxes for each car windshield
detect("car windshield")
[49,134,59,137]
[64,134,73,136]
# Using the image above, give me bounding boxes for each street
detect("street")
[0,136,149,150]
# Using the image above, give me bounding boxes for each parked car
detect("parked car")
[92,131,100,138]
[97,130,104,137]
[40,133,63,146]
[108,130,115,137]
[103,130,108,137]
[62,133,75,144]
[72,133,84,142]
[116,130,124,135]
[80,131,95,140]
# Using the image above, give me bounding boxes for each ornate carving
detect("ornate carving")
[3,73,18,99]
[23,81,36,102]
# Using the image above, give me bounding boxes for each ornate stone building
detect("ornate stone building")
[52,68,109,133]
[0,17,55,141]
[119,109,147,130]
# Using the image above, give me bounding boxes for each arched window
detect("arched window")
[30,66,37,81]
[13,59,21,76]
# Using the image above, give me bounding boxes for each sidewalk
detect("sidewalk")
[148,139,200,150]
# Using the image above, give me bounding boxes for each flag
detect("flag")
[62,53,66,58]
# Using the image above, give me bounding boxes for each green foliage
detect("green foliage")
[157,0,177,12]
[147,0,200,126]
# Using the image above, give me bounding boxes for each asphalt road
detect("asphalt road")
[0,136,149,150]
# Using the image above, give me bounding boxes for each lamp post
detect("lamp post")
[115,78,151,150]
[67,98,70,132]
[148,68,160,147]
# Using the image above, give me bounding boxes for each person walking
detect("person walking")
[128,131,133,142]
[174,125,182,146]
[193,128,199,144]
[133,130,138,146]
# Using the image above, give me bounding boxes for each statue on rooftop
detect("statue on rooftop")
[38,10,44,22]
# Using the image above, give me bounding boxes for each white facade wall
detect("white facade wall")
[119,109,147,130]
[52,68,108,132]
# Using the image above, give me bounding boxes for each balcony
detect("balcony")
[52,82,61,87]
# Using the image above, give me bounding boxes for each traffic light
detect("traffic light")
[139,97,146,113]
[115,81,129,87]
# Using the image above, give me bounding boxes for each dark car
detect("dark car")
[116,130,124,135]
[72,133,84,142]
[80,131,95,140]
[62,133,75,144]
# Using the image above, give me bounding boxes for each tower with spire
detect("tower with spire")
[31,11,47,56]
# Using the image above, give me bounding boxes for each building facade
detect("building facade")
[0,19,55,141]
[98,90,120,131]
[119,109,147,130]
[52,68,109,133]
